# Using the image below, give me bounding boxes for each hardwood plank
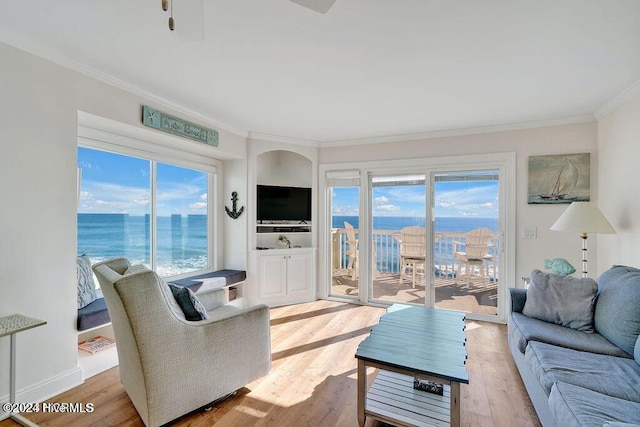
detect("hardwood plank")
[0,301,541,427]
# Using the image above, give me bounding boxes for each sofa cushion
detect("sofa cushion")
[523,270,597,332]
[549,382,640,427]
[168,284,209,321]
[77,255,98,309]
[509,312,629,357]
[595,265,640,357]
[526,341,640,402]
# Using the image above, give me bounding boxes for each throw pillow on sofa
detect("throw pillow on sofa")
[523,269,597,332]
[77,254,98,309]
[595,265,640,356]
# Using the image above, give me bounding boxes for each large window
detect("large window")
[78,147,212,277]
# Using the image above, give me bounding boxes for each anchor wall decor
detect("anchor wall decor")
[225,191,244,219]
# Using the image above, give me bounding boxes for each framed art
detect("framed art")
[528,153,590,204]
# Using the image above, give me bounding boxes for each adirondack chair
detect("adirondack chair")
[453,227,495,287]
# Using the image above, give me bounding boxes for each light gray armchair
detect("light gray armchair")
[92,258,271,427]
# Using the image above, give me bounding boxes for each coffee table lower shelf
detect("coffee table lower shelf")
[366,370,451,427]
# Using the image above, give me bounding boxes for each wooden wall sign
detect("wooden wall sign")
[142,105,219,147]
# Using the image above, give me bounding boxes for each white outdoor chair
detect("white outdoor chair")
[453,227,494,287]
[396,226,426,288]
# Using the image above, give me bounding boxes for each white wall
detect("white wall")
[596,92,640,271]
[0,41,247,403]
[319,122,599,283]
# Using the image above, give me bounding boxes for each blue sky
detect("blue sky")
[332,181,498,218]
[78,148,208,216]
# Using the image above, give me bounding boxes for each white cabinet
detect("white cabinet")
[256,248,315,306]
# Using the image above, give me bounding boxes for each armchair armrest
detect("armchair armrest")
[195,288,226,311]
[508,287,527,313]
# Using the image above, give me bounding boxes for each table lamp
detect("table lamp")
[550,202,615,277]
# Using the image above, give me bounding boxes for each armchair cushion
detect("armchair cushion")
[523,269,597,332]
[77,255,98,309]
[168,284,209,321]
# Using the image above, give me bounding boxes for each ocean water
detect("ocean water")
[78,213,208,277]
[333,216,498,233]
[79,213,497,277]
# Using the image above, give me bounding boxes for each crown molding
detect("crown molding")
[248,131,320,148]
[0,27,609,148]
[0,28,248,139]
[594,78,640,119]
[320,114,596,147]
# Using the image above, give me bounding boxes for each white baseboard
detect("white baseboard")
[0,366,83,404]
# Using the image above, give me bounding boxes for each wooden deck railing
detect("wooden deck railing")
[331,228,499,281]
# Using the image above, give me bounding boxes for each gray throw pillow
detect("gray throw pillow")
[523,269,597,332]
[594,265,640,356]
[168,284,209,321]
[77,255,98,309]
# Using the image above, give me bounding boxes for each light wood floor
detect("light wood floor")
[2,300,541,426]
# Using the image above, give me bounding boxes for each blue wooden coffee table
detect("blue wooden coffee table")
[355,304,468,426]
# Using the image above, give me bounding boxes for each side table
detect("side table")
[0,314,47,427]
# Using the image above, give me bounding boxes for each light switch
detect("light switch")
[523,226,537,239]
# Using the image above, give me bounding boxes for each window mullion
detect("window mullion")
[150,160,157,270]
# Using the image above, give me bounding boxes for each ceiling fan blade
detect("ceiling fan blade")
[173,0,204,42]
[288,0,337,14]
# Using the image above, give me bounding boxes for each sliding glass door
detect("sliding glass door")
[369,174,426,304]
[322,152,514,322]
[431,171,500,317]
[328,172,361,299]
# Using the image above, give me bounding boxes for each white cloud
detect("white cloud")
[438,199,456,208]
[189,202,207,211]
[374,196,389,204]
[376,204,401,212]
[332,204,359,216]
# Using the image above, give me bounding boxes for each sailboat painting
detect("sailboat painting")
[528,153,590,204]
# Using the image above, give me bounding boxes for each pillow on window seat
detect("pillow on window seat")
[77,255,98,309]
[168,284,209,321]
[523,269,597,332]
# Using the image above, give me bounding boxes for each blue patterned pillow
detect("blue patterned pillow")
[77,255,97,309]
[168,284,209,321]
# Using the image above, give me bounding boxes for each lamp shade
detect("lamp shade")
[550,202,616,234]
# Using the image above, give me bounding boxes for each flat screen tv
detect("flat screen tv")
[257,185,312,222]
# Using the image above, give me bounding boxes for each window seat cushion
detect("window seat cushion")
[77,297,110,331]
[168,269,246,293]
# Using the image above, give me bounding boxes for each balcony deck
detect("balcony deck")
[331,228,499,315]
[331,270,498,315]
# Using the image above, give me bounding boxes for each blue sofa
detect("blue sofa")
[508,265,640,426]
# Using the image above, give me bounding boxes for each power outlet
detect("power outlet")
[523,226,537,239]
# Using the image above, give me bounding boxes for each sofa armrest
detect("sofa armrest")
[509,287,527,313]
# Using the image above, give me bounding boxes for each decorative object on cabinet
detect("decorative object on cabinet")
[527,153,590,204]
[225,191,245,219]
[277,235,291,248]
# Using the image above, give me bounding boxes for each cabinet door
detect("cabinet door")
[259,255,287,298]
[287,252,313,296]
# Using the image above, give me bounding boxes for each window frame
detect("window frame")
[77,111,222,279]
